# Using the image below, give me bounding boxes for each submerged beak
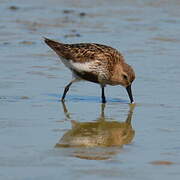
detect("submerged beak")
[126,85,134,104]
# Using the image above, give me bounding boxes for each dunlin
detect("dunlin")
[44,38,135,103]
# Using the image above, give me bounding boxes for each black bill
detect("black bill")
[126,85,134,104]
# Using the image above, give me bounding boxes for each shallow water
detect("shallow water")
[1,0,180,179]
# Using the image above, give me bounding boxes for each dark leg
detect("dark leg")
[61,82,73,101]
[101,86,106,103]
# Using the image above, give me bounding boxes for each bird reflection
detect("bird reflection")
[55,102,135,160]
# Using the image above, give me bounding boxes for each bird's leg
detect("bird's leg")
[101,86,106,103]
[61,82,72,101]
[61,79,77,101]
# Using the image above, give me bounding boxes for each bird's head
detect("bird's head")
[112,63,135,103]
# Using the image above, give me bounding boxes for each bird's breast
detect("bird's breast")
[73,70,99,84]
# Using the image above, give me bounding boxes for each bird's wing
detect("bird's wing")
[44,38,124,64]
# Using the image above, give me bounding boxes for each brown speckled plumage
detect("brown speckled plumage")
[44,38,135,103]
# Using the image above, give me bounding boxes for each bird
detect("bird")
[44,38,135,103]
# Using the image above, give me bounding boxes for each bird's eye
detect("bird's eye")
[123,74,128,80]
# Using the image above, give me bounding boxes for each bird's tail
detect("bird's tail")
[44,37,64,56]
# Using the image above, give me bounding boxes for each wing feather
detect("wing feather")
[44,38,124,64]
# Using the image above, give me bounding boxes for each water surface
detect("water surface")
[1,0,180,179]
